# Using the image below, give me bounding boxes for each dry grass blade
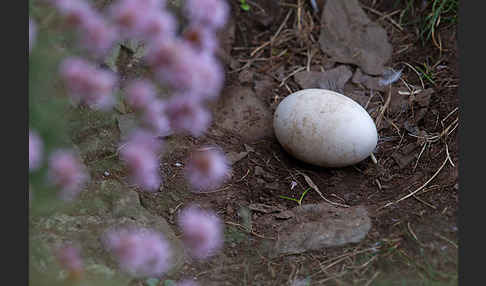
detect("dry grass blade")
[225,221,275,240]
[363,6,404,32]
[401,62,426,90]
[375,88,392,129]
[380,156,449,210]
[364,271,381,286]
[296,171,350,208]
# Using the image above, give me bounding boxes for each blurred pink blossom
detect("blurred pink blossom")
[78,17,118,57]
[177,279,199,286]
[185,147,230,192]
[145,39,201,91]
[124,79,157,111]
[183,25,217,53]
[140,10,178,40]
[29,130,43,172]
[47,149,88,201]
[119,130,162,191]
[102,227,172,277]
[165,95,211,137]
[29,18,36,52]
[56,244,84,277]
[50,0,96,28]
[184,0,229,30]
[59,57,117,110]
[140,99,172,136]
[177,205,223,259]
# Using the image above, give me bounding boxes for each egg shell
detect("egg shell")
[273,88,378,167]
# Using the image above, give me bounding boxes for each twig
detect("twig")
[297,171,350,208]
[362,6,404,32]
[364,271,381,286]
[224,221,275,240]
[380,156,448,210]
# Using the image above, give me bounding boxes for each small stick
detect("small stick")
[362,6,404,32]
[380,156,448,209]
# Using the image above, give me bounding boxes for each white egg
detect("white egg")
[273,89,378,167]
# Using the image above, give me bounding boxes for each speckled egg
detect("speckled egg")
[273,89,378,167]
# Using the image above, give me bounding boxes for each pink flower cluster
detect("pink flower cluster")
[47,149,89,201]
[102,227,172,277]
[29,130,88,202]
[59,57,117,110]
[49,0,118,57]
[108,0,177,41]
[49,0,231,193]
[32,0,232,278]
[177,205,224,259]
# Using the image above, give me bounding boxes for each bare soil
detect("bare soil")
[81,0,459,285]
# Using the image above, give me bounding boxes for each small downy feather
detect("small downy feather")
[379,68,402,86]
[309,0,319,13]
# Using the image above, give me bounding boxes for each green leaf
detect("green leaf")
[145,278,160,286]
[241,3,250,11]
[163,280,177,286]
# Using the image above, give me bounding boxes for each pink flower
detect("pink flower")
[184,0,229,30]
[29,18,36,52]
[140,100,172,136]
[145,39,200,91]
[177,205,223,259]
[47,149,88,201]
[146,38,224,98]
[140,10,178,40]
[50,0,96,28]
[29,130,43,172]
[165,95,211,137]
[56,244,84,276]
[190,53,225,101]
[183,25,217,53]
[124,79,157,111]
[59,57,117,110]
[108,0,148,36]
[102,227,172,277]
[185,147,230,192]
[119,130,162,191]
[78,17,118,57]
[177,280,199,286]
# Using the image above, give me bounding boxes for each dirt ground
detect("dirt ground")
[74,1,459,285]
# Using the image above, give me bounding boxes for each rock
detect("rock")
[225,151,249,165]
[294,65,353,92]
[351,68,386,92]
[318,0,392,75]
[117,113,138,141]
[270,203,371,257]
[30,179,186,281]
[212,86,274,141]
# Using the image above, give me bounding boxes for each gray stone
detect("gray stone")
[293,65,353,92]
[212,86,274,141]
[270,203,371,257]
[117,113,138,142]
[319,0,392,75]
